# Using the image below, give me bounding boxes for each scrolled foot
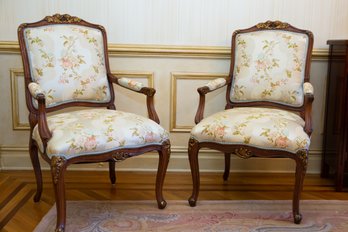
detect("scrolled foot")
[188,197,196,207]
[33,192,41,202]
[158,200,167,209]
[294,213,302,224]
[223,172,229,181]
[55,225,65,232]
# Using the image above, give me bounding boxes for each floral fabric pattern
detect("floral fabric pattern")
[205,78,226,91]
[118,78,144,91]
[191,107,310,153]
[24,25,111,108]
[32,108,169,159]
[231,30,309,106]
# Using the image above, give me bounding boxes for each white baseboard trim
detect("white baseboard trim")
[0,145,322,173]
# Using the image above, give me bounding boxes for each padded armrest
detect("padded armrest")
[118,77,144,92]
[303,82,314,95]
[28,82,45,99]
[204,78,227,91]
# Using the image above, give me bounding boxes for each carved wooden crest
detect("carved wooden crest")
[256,21,289,29]
[44,14,81,23]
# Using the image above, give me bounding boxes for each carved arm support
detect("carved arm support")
[108,74,160,124]
[28,82,52,146]
[195,78,227,124]
[303,82,314,136]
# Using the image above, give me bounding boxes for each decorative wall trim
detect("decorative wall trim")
[10,69,29,130]
[170,72,228,132]
[0,41,328,60]
[0,145,323,173]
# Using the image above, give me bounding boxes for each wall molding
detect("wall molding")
[170,72,228,132]
[0,41,329,60]
[0,145,322,173]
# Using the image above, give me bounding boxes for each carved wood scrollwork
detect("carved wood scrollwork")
[188,138,199,152]
[44,14,81,23]
[234,147,252,159]
[297,150,308,170]
[51,156,66,184]
[256,21,289,29]
[112,152,131,162]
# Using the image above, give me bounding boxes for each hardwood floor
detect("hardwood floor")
[0,170,347,231]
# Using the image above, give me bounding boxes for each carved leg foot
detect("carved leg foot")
[29,141,42,202]
[294,213,302,224]
[223,153,231,181]
[188,197,197,207]
[108,161,116,185]
[156,140,170,209]
[188,138,200,207]
[51,156,67,232]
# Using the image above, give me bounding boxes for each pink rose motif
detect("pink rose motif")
[61,57,73,69]
[256,60,267,71]
[215,126,225,138]
[84,135,97,150]
[145,132,156,143]
[275,136,289,148]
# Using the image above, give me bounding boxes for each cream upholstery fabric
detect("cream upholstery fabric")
[23,25,111,108]
[28,82,44,98]
[191,107,310,153]
[205,78,226,91]
[32,108,169,158]
[231,30,309,106]
[118,78,144,91]
[303,82,314,95]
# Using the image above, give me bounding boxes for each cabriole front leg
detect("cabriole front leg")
[188,138,200,207]
[293,150,308,224]
[51,156,68,232]
[156,140,170,209]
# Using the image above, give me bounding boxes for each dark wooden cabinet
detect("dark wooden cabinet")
[322,40,348,191]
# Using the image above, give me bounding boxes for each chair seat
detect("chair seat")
[33,108,169,159]
[191,107,310,153]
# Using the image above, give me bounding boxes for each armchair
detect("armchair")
[18,14,170,232]
[188,21,313,224]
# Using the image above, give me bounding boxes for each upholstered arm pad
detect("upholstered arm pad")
[117,77,144,92]
[28,82,45,99]
[303,82,314,95]
[204,78,227,91]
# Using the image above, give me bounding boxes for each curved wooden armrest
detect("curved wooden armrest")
[303,92,314,136]
[194,78,228,124]
[108,74,160,124]
[36,93,52,146]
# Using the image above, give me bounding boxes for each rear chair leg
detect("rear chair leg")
[108,161,116,184]
[188,138,200,207]
[29,140,42,202]
[223,153,231,181]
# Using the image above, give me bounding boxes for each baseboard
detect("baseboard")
[0,145,322,173]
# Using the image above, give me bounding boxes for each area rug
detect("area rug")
[34,200,348,232]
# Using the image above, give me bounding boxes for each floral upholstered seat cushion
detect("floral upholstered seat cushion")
[231,30,309,107]
[23,25,111,108]
[191,107,310,153]
[32,109,169,158]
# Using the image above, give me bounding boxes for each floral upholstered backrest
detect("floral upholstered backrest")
[23,24,111,108]
[230,30,309,107]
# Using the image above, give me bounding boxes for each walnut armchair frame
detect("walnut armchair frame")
[18,14,170,232]
[188,21,314,224]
